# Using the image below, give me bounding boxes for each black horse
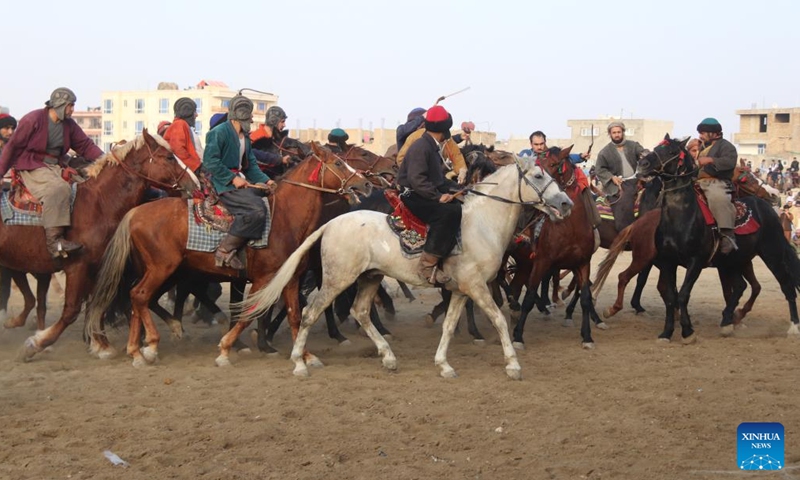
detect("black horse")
[637,134,800,341]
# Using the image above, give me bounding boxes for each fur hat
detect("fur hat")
[0,113,17,130]
[328,128,349,143]
[697,117,722,134]
[45,87,77,120]
[424,105,453,134]
[265,106,287,127]
[407,107,426,122]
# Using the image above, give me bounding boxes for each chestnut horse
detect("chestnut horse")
[85,143,373,367]
[2,130,198,360]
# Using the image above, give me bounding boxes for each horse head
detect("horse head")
[464,150,497,184]
[340,145,398,187]
[517,156,573,221]
[86,129,199,196]
[637,133,692,179]
[308,142,373,199]
[538,145,578,189]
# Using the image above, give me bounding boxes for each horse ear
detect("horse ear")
[141,128,155,146]
[560,144,574,160]
[664,133,671,142]
[310,141,323,157]
[678,136,690,149]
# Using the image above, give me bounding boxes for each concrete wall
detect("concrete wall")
[734,108,800,160]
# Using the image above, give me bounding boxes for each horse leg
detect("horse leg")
[432,292,469,378]
[564,284,580,327]
[463,283,521,380]
[21,265,92,360]
[0,266,11,323]
[536,271,552,313]
[5,271,34,329]
[376,282,396,322]
[630,263,654,315]
[426,289,450,327]
[511,282,540,349]
[265,304,286,343]
[675,259,703,343]
[129,270,171,365]
[217,278,271,367]
[719,267,747,337]
[369,304,392,337]
[397,281,416,302]
[465,298,485,344]
[656,264,679,342]
[150,296,183,341]
[350,275,397,372]
[255,308,279,354]
[577,265,596,348]
[227,279,250,352]
[34,273,50,331]
[754,246,800,336]
[325,304,349,344]
[734,261,760,324]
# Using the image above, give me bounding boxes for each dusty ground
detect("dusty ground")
[0,254,799,480]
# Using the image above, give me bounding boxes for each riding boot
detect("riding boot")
[44,227,83,258]
[417,252,450,285]
[214,234,247,270]
[719,228,738,254]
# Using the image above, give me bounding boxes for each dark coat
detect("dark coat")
[397,132,450,201]
[701,138,737,180]
[595,140,644,197]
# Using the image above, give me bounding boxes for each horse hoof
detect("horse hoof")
[339,339,352,347]
[735,322,748,330]
[512,341,525,351]
[581,342,595,350]
[555,300,565,308]
[97,347,117,360]
[4,317,26,329]
[132,356,149,368]
[141,346,159,364]
[306,355,325,368]
[382,357,398,371]
[682,334,697,345]
[215,355,232,367]
[439,367,458,379]
[603,307,615,319]
[472,339,486,346]
[506,367,522,381]
[17,336,41,362]
[733,309,744,324]
[596,322,610,330]
[787,324,800,337]
[293,366,310,377]
[383,334,393,341]
[720,325,735,337]
[238,347,252,355]
[657,337,671,344]
[167,320,183,341]
[510,310,521,322]
[424,314,435,327]
[562,318,574,328]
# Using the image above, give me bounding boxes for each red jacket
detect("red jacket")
[0,108,103,177]
[163,118,201,171]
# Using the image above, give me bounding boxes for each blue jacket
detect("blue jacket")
[396,116,425,151]
[519,149,584,165]
[203,121,269,194]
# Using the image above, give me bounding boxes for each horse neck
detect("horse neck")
[462,165,523,253]
[77,163,148,222]
[659,176,703,238]
[273,160,328,234]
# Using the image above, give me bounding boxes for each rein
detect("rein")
[281,154,360,196]
[462,162,554,207]
[111,141,189,192]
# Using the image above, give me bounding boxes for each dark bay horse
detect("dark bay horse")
[0,268,51,330]
[85,143,373,367]
[637,134,800,341]
[3,130,198,360]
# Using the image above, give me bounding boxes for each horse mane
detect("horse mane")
[85,133,171,178]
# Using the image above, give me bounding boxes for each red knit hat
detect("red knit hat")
[424,105,453,133]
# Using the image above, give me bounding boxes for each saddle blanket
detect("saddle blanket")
[186,198,272,252]
[694,186,760,235]
[0,184,78,227]
[596,195,640,221]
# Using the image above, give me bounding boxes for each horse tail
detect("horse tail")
[237,221,330,323]
[84,209,135,341]
[591,223,634,298]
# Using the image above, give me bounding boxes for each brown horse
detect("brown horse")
[3,130,198,360]
[510,146,603,349]
[85,143,373,367]
[0,268,51,330]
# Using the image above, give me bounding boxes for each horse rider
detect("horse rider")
[397,105,461,285]
[163,97,203,172]
[0,113,17,157]
[397,113,469,186]
[695,117,738,254]
[0,88,104,257]
[203,95,277,269]
[326,128,349,154]
[396,107,426,151]
[594,121,644,231]
[526,130,601,227]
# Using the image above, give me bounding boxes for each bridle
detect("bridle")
[649,143,698,180]
[111,140,190,192]
[463,161,556,207]
[338,147,394,187]
[282,153,362,196]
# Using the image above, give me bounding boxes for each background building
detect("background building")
[72,107,102,148]
[100,80,278,152]
[734,106,800,160]
[0,105,8,114]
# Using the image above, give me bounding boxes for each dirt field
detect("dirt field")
[1,254,799,480]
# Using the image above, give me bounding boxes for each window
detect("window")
[194,98,202,114]
[89,135,101,147]
[135,99,145,114]
[123,100,128,108]
[103,99,113,114]
[135,121,144,135]
[103,121,113,136]
[776,113,790,123]
[758,144,766,154]
[103,142,113,153]
[626,127,636,135]
[580,127,599,137]
[221,99,230,108]
[123,121,128,130]
[195,122,202,135]
[159,98,169,114]
[759,114,768,133]
[90,118,102,129]
[257,102,266,112]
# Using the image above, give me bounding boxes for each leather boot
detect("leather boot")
[214,234,247,270]
[719,228,738,254]
[44,227,83,258]
[417,252,450,285]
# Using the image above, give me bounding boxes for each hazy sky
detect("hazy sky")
[2,0,798,143]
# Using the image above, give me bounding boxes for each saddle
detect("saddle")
[384,189,427,254]
[7,168,81,215]
[693,184,760,235]
[596,190,642,221]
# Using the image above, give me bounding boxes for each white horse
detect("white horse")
[234,153,574,380]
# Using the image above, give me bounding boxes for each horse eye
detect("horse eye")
[335,160,342,166]
[534,173,543,179]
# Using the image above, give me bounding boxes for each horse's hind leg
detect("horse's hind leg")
[5,272,34,329]
[34,274,50,331]
[0,267,11,322]
[376,282,396,321]
[630,263,653,315]
[734,261,760,324]
[350,275,397,372]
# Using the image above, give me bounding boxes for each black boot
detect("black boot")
[719,228,738,254]
[44,227,83,258]
[214,234,247,270]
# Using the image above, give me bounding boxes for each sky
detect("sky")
[2,0,799,143]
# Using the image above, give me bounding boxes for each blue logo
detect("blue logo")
[737,422,784,470]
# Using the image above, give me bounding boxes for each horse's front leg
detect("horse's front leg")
[464,283,521,380]
[434,292,469,378]
[216,278,270,367]
[676,259,704,344]
[656,263,678,342]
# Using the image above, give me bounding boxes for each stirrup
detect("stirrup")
[215,248,244,270]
